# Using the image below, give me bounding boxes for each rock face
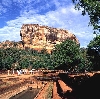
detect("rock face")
[0,24,79,53]
[0,40,23,49]
[20,24,79,53]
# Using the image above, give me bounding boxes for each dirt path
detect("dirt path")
[0,73,39,80]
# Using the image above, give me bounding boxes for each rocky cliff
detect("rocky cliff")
[0,40,23,49]
[20,24,79,53]
[0,24,79,53]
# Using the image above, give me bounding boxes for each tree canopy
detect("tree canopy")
[87,35,100,70]
[0,47,53,70]
[72,0,100,31]
[88,35,100,48]
[51,39,90,72]
[0,40,96,72]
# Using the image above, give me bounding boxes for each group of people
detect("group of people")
[7,69,37,75]
[17,70,23,75]
[17,69,30,75]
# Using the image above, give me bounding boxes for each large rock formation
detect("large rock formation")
[20,24,79,53]
[0,40,23,49]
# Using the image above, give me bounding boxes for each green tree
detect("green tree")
[72,0,100,31]
[0,48,26,70]
[87,35,100,70]
[51,39,86,72]
[0,47,52,70]
[79,47,92,71]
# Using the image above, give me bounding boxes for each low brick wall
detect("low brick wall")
[53,82,61,99]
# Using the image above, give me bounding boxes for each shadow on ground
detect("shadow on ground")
[57,73,100,99]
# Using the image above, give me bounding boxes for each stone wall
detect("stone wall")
[20,24,79,53]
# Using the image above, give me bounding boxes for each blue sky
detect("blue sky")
[0,0,95,47]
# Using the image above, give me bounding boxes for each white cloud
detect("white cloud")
[52,0,60,8]
[2,0,12,7]
[61,8,67,14]
[0,2,94,47]
[0,26,21,42]
[0,4,7,14]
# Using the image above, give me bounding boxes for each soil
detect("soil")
[0,71,100,99]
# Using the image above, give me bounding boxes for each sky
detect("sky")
[0,0,95,47]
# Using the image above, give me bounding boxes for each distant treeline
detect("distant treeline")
[0,38,100,72]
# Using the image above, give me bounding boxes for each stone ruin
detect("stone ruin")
[20,24,79,53]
